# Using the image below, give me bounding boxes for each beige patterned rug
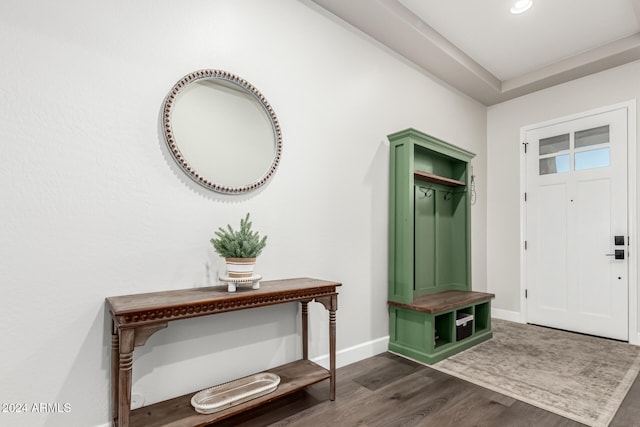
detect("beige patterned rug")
[431,319,640,427]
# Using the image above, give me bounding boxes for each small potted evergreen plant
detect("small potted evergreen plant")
[210,213,267,278]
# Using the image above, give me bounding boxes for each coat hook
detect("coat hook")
[444,191,452,201]
[418,186,434,198]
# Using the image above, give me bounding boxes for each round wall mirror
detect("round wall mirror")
[162,70,282,194]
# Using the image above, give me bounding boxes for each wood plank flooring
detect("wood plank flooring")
[214,352,640,427]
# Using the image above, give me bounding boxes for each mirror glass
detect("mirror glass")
[163,70,282,194]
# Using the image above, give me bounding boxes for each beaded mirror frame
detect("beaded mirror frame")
[162,69,282,194]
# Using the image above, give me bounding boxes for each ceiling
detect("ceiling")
[310,0,640,105]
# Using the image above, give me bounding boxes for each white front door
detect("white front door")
[525,107,628,341]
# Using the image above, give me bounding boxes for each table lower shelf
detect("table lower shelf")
[128,359,330,427]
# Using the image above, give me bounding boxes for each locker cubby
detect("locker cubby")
[475,301,491,334]
[434,311,454,348]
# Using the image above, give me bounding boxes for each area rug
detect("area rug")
[431,319,640,427]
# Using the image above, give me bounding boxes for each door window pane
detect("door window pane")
[575,148,610,171]
[540,154,570,175]
[539,133,570,155]
[575,125,609,149]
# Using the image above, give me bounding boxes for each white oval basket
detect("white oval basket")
[191,372,280,414]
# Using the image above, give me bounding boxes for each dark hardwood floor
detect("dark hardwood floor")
[215,352,640,427]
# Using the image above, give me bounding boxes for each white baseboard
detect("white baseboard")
[492,308,524,323]
[93,423,110,427]
[312,336,389,370]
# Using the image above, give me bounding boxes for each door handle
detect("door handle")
[605,250,625,260]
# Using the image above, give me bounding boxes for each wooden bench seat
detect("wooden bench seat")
[388,290,495,314]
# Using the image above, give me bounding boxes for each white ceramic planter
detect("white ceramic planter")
[225,257,256,278]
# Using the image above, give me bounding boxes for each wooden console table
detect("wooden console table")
[106,277,341,427]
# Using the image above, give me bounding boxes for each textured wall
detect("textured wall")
[0,1,487,425]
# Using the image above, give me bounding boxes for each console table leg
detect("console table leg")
[301,301,309,360]
[329,308,336,401]
[111,331,119,425]
[118,329,135,427]
[315,294,338,401]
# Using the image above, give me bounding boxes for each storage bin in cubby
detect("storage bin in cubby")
[455,311,473,341]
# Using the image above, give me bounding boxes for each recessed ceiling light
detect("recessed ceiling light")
[510,0,533,14]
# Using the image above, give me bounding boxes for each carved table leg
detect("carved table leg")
[111,330,120,426]
[118,329,135,427]
[301,301,309,360]
[315,294,338,401]
[329,307,336,401]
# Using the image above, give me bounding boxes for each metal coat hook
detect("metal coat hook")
[444,190,452,201]
[418,186,434,198]
[471,165,477,205]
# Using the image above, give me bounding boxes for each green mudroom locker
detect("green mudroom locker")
[387,128,494,364]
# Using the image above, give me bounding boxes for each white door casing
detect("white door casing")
[524,106,629,341]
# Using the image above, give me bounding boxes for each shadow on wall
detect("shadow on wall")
[363,138,390,339]
[35,306,111,427]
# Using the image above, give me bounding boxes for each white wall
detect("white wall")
[487,61,640,328]
[0,1,487,426]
